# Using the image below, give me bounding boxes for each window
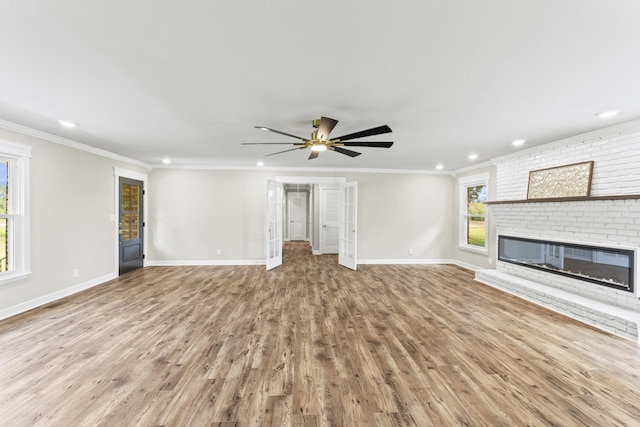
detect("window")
[459,173,488,252]
[0,139,31,284]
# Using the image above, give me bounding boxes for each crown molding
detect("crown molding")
[0,119,152,170]
[152,163,453,175]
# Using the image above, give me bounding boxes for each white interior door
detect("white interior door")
[288,193,307,241]
[321,187,339,254]
[266,180,284,270]
[339,181,357,270]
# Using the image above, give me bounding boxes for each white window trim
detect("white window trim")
[0,139,32,285]
[458,172,489,254]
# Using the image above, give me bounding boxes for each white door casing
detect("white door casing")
[288,192,307,241]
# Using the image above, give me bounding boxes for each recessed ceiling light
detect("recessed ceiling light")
[162,159,171,164]
[435,164,443,170]
[468,154,478,161]
[256,161,264,167]
[512,139,526,147]
[596,110,620,118]
[58,120,77,128]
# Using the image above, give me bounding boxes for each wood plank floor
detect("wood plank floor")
[1,241,640,426]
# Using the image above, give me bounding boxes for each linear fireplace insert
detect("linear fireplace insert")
[498,235,635,292]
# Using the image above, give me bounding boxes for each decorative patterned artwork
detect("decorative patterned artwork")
[527,161,594,199]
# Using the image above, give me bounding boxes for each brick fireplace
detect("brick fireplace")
[474,120,640,342]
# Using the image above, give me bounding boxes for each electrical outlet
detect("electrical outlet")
[217,249,222,255]
[73,268,79,278]
[409,249,414,255]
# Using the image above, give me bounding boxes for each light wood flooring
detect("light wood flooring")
[1,241,640,426]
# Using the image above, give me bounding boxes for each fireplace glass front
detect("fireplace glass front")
[498,235,635,292]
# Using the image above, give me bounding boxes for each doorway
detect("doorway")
[119,177,144,275]
[268,176,357,270]
[287,188,308,241]
[114,168,148,276]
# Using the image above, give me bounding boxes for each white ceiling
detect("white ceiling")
[1,1,639,171]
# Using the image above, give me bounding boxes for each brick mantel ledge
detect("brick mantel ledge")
[486,194,640,205]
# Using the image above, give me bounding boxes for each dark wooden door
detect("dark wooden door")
[119,177,144,275]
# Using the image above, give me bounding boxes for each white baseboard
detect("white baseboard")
[0,272,117,321]
[144,257,481,270]
[146,259,266,266]
[448,259,481,271]
[357,258,480,271]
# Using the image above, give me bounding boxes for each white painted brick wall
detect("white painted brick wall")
[489,199,640,310]
[481,120,640,340]
[495,123,640,200]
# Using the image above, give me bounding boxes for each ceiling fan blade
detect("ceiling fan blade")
[341,141,394,148]
[317,117,338,140]
[308,150,320,160]
[330,146,362,157]
[254,126,306,141]
[265,147,306,157]
[331,125,392,141]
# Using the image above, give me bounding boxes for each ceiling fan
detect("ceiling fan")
[242,116,393,160]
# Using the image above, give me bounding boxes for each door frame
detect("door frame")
[114,168,149,274]
[287,191,308,241]
[319,185,340,254]
[275,176,346,256]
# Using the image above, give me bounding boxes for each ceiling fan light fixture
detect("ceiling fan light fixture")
[311,144,327,152]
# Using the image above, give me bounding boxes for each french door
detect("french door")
[119,177,144,275]
[266,180,284,270]
[338,181,357,270]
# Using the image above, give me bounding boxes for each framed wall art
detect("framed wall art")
[527,161,594,200]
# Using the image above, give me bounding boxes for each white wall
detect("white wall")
[147,169,272,262]
[0,128,149,317]
[343,172,454,261]
[147,168,455,263]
